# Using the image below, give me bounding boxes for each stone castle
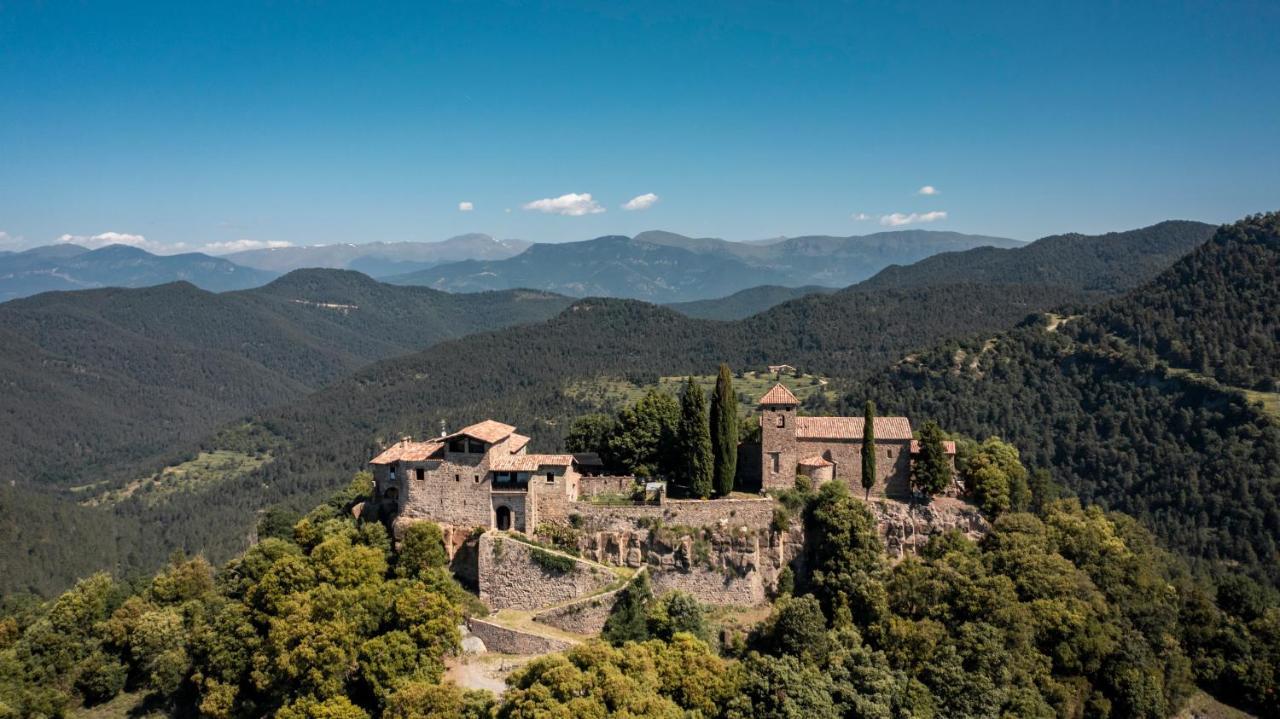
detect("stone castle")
[364,382,981,646]
[369,383,956,531]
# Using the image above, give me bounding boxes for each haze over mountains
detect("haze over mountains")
[0,244,277,301]
[223,233,532,276]
[387,229,1023,302]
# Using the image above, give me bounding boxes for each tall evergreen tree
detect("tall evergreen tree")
[911,420,951,499]
[710,363,739,497]
[860,400,876,500]
[679,377,714,499]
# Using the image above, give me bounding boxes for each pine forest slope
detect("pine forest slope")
[0,270,573,489]
[845,213,1280,586]
[666,285,836,320]
[861,220,1215,295]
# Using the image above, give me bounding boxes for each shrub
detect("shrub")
[531,548,575,574]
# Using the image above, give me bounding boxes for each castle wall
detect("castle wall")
[794,438,912,499]
[399,455,494,528]
[532,569,644,635]
[570,497,776,534]
[466,618,575,655]
[578,475,639,498]
[477,532,617,610]
[760,406,798,491]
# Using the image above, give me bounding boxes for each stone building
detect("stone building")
[758,383,955,498]
[369,419,598,533]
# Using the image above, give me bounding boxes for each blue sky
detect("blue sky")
[1,1,1278,253]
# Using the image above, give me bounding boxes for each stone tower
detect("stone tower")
[758,383,799,491]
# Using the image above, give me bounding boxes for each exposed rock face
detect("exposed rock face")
[868,497,990,559]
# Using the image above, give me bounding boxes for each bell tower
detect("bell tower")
[758,383,799,491]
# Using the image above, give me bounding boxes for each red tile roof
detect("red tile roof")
[506,433,531,453]
[758,383,800,406]
[795,416,913,441]
[370,440,443,465]
[490,454,575,472]
[797,455,834,467]
[910,439,957,455]
[449,419,516,444]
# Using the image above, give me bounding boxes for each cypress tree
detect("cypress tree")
[679,377,714,499]
[911,420,952,499]
[860,400,876,500]
[710,363,738,497]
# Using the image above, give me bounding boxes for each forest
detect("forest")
[2,467,1276,718]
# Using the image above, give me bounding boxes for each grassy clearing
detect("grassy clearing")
[1166,367,1280,422]
[84,449,272,507]
[1174,691,1258,719]
[564,369,837,416]
[67,691,165,719]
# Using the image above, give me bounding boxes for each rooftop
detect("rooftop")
[449,419,517,444]
[369,439,443,465]
[490,454,576,472]
[758,383,800,406]
[795,416,914,441]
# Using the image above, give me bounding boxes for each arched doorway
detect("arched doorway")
[495,506,512,531]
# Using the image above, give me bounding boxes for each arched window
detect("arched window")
[495,506,512,531]
[775,413,786,428]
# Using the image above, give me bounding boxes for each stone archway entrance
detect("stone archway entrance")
[495,506,512,531]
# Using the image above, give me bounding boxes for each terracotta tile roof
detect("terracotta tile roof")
[490,454,575,472]
[506,433,531,453]
[795,416,913,440]
[758,383,800,406]
[449,419,516,444]
[910,439,957,455]
[797,454,834,467]
[370,440,443,465]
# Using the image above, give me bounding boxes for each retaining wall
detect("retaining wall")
[477,532,618,610]
[467,618,575,655]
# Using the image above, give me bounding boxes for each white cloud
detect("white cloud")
[879,211,948,227]
[521,192,605,216]
[57,231,168,251]
[851,212,872,221]
[201,239,294,254]
[458,201,474,212]
[917,185,939,195]
[0,231,24,250]
[54,231,296,256]
[621,193,659,211]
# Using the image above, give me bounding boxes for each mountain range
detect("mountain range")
[387,229,1023,302]
[223,233,532,275]
[0,244,278,301]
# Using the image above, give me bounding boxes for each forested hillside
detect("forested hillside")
[860,220,1215,295]
[0,282,1082,595]
[840,214,1280,586]
[1092,213,1279,390]
[0,271,572,490]
[3,476,1276,718]
[666,285,835,320]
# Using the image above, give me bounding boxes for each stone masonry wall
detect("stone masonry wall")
[467,618,575,655]
[533,568,646,635]
[477,532,617,610]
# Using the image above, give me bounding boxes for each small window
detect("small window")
[546,473,555,483]
[454,473,460,482]
[776,414,786,428]
[415,468,425,481]
[886,449,893,458]
[474,474,480,483]
[769,452,780,473]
